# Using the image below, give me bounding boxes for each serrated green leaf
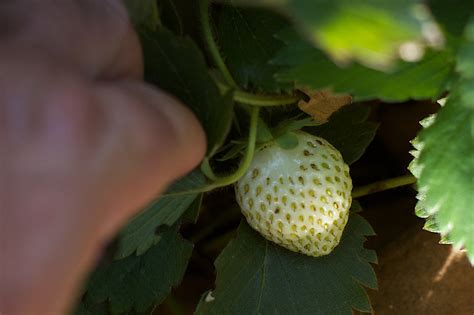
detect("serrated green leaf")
[217,5,291,92]
[439,234,453,245]
[84,225,193,314]
[360,247,378,264]
[140,28,234,157]
[115,170,205,259]
[228,0,424,69]
[289,1,422,69]
[416,207,453,245]
[412,94,474,262]
[410,18,474,263]
[423,216,441,233]
[124,0,160,29]
[351,200,363,213]
[307,104,378,165]
[414,198,429,218]
[196,212,376,315]
[273,29,455,102]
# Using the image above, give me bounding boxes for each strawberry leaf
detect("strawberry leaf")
[217,6,291,92]
[411,95,474,263]
[307,104,378,165]
[182,193,204,224]
[226,0,425,69]
[196,212,376,315]
[156,0,206,54]
[140,28,234,157]
[83,225,193,314]
[410,18,474,263]
[457,20,474,77]
[157,0,191,36]
[273,29,455,102]
[115,170,205,259]
[428,0,474,44]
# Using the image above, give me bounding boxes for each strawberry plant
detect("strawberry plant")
[76,0,474,314]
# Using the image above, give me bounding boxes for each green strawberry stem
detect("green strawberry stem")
[215,79,300,106]
[200,106,259,189]
[199,0,237,87]
[200,0,300,107]
[352,174,416,198]
[200,157,218,181]
[165,106,260,196]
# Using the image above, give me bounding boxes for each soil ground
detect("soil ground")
[363,225,474,315]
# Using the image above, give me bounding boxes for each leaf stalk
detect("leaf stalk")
[199,0,237,87]
[215,80,299,106]
[352,174,417,198]
[165,106,260,196]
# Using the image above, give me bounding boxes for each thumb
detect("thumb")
[0,78,206,315]
[91,80,206,238]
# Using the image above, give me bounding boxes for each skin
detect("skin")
[0,1,206,314]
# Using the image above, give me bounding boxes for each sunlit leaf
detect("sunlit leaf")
[226,0,426,68]
[410,18,474,263]
[273,29,455,102]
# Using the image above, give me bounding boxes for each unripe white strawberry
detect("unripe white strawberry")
[235,131,352,257]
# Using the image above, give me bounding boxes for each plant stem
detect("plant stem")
[199,0,237,87]
[234,89,300,107]
[200,1,299,106]
[200,157,218,181]
[164,107,260,196]
[215,79,300,106]
[202,106,259,189]
[352,174,417,198]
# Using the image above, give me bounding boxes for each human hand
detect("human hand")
[0,1,205,314]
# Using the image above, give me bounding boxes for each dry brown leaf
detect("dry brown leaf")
[298,89,352,123]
